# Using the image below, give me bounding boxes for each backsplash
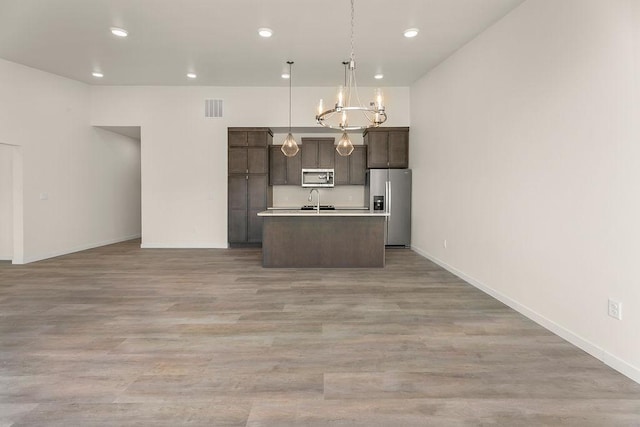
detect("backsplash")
[273,185,366,208]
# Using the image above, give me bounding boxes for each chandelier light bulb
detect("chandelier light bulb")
[375,88,384,110]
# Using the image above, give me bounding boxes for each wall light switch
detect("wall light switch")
[39,193,48,200]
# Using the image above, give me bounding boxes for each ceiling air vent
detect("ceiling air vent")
[205,99,223,118]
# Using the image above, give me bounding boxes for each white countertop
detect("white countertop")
[258,209,389,217]
[267,206,368,210]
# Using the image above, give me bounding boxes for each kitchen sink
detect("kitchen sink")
[300,205,335,210]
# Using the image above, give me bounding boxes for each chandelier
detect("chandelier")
[315,0,387,156]
[281,61,300,157]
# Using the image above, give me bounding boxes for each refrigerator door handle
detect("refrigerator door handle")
[386,180,391,214]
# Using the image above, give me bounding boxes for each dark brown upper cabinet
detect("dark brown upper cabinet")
[228,128,272,147]
[363,127,409,169]
[228,128,271,175]
[334,145,367,185]
[269,146,302,186]
[301,138,335,169]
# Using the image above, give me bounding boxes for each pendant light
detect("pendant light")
[336,132,354,156]
[335,63,355,157]
[281,61,299,157]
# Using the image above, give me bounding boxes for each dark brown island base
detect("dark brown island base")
[257,210,389,268]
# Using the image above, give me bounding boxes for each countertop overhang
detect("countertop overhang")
[257,209,389,217]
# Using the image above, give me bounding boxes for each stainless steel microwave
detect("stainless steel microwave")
[302,169,334,187]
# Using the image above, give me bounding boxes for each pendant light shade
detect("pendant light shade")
[281,61,299,157]
[336,132,354,156]
[281,132,299,157]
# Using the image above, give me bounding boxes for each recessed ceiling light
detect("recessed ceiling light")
[187,73,197,79]
[92,72,104,78]
[374,73,384,80]
[258,28,273,38]
[281,72,290,79]
[403,28,419,38]
[110,27,128,37]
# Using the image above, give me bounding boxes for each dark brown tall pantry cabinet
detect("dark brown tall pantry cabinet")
[227,128,273,245]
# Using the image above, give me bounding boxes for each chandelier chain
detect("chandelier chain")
[314,0,387,132]
[350,0,355,61]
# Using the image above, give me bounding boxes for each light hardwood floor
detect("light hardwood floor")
[1,240,639,426]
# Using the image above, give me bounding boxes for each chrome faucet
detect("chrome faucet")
[308,189,320,213]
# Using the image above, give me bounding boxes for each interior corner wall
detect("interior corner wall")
[0,144,12,260]
[0,58,141,263]
[89,86,410,248]
[409,0,640,382]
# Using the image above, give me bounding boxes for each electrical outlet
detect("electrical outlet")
[608,299,622,320]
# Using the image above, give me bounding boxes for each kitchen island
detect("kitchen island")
[257,209,389,268]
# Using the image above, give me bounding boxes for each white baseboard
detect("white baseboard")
[602,351,640,385]
[17,234,141,265]
[140,243,226,249]
[411,244,640,385]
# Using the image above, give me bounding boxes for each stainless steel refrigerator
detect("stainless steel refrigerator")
[365,169,411,246]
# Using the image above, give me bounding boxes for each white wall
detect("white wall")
[0,144,12,260]
[410,0,640,382]
[90,86,409,248]
[0,58,141,263]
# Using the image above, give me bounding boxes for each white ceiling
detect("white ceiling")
[0,0,525,87]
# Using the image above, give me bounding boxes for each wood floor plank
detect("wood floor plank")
[1,240,639,426]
